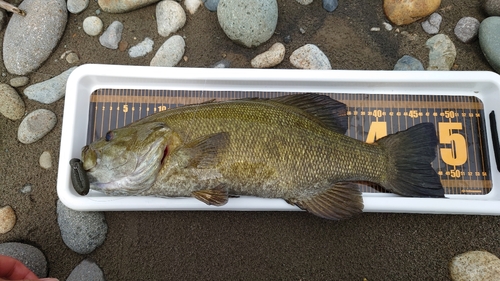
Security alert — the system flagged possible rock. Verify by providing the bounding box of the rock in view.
[119,41,129,52]
[454,17,480,44]
[426,34,456,70]
[83,16,104,36]
[68,0,89,14]
[10,76,29,87]
[0,206,16,234]
[212,59,230,68]
[150,35,185,67]
[394,55,424,70]
[0,242,47,278]
[39,151,52,169]
[484,0,500,16]
[251,42,285,68]
[384,0,441,26]
[479,16,500,73]
[383,21,393,31]
[98,0,161,13]
[323,0,339,12]
[289,44,332,70]
[57,200,108,255]
[218,0,278,48]
[99,21,123,49]
[296,0,313,5]
[66,52,80,64]
[129,37,154,58]
[156,0,186,37]
[3,0,67,75]
[204,0,219,11]
[449,250,500,281]
[421,12,442,34]
[24,67,77,104]
[185,0,203,14]
[67,259,105,281]
[17,109,57,144]
[0,84,25,120]
[21,184,32,194]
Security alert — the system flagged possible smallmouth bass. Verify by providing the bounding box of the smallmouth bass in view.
[81,93,444,220]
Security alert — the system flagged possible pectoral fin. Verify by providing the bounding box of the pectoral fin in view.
[291,182,364,220]
[192,184,229,206]
[181,132,230,169]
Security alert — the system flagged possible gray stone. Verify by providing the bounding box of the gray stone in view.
[484,0,500,16]
[454,17,480,43]
[150,35,185,67]
[3,0,67,75]
[83,16,104,36]
[99,21,123,49]
[68,0,89,13]
[24,67,77,104]
[67,259,105,281]
[426,34,456,70]
[323,0,338,12]
[394,55,424,70]
[0,242,47,278]
[212,59,230,68]
[10,76,29,87]
[204,0,219,11]
[421,12,442,35]
[449,251,500,281]
[57,200,108,255]
[290,44,332,70]
[0,83,25,120]
[66,52,80,64]
[156,0,186,37]
[129,37,154,58]
[98,0,161,13]
[479,16,500,73]
[217,0,278,48]
[296,0,313,5]
[18,109,57,144]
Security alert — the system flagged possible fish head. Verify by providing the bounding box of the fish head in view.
[81,122,180,195]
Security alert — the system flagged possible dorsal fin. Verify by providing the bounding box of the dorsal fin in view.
[271,93,348,134]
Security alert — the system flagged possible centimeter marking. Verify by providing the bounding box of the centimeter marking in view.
[87,89,492,195]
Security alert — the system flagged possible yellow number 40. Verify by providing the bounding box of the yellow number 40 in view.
[438,122,467,166]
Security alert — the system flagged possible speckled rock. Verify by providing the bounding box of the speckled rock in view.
[39,151,52,169]
[217,0,278,48]
[156,0,186,37]
[454,17,480,43]
[57,200,108,255]
[479,16,500,73]
[251,42,285,68]
[394,55,424,70]
[150,35,185,67]
[484,0,500,16]
[0,83,25,120]
[296,0,313,5]
[0,206,16,234]
[68,0,89,14]
[83,16,104,36]
[17,109,57,144]
[449,251,500,281]
[426,34,456,70]
[185,0,203,14]
[98,0,161,13]
[9,76,29,87]
[24,67,77,104]
[421,12,442,34]
[289,44,332,70]
[67,259,105,281]
[384,0,441,26]
[3,0,68,75]
[0,242,47,278]
[99,21,123,49]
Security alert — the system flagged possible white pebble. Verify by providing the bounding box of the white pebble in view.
[18,109,57,144]
[383,22,393,31]
[156,0,186,37]
[39,151,52,169]
[295,0,313,4]
[450,251,500,280]
[150,35,185,67]
[184,0,203,14]
[290,44,332,70]
[0,83,25,120]
[83,16,103,36]
[21,184,32,194]
[129,37,154,58]
[370,27,381,31]
[251,42,285,68]
[0,206,16,234]
[67,0,89,14]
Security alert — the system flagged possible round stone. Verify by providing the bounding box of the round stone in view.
[296,0,313,5]
[0,83,25,120]
[251,42,285,68]
[150,35,185,67]
[68,0,89,14]
[384,0,441,26]
[0,206,16,234]
[289,44,332,70]
[39,151,52,169]
[156,0,186,37]
[18,109,57,144]
[450,251,500,281]
[479,16,500,73]
[9,76,29,87]
[455,17,480,43]
[217,0,278,48]
[83,16,104,36]
[484,0,500,16]
[204,0,220,12]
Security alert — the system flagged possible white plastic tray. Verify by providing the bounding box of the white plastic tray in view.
[57,64,500,215]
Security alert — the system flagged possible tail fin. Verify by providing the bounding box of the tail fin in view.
[377,122,445,198]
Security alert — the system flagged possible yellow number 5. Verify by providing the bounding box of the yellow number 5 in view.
[438,122,467,166]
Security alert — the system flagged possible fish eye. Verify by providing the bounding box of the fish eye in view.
[105,131,114,142]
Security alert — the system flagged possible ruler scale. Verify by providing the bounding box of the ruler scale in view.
[87,89,492,196]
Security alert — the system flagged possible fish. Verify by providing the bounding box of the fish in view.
[81,93,444,220]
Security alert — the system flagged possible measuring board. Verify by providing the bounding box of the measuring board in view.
[87,89,491,196]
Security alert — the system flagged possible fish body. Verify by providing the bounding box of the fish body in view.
[82,94,444,220]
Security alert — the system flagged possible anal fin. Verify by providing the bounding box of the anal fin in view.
[192,184,229,206]
[291,182,363,220]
